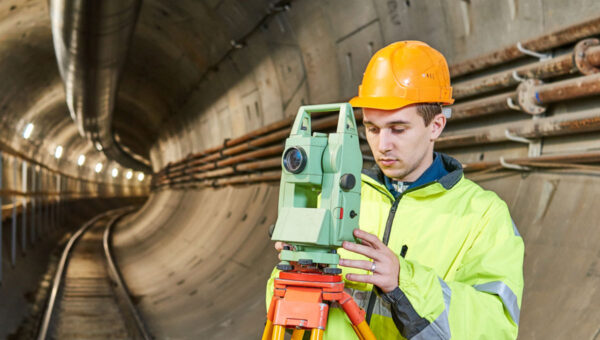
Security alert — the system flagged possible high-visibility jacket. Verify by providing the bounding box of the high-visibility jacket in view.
[266,154,524,339]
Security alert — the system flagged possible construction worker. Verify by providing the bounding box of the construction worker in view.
[267,41,524,339]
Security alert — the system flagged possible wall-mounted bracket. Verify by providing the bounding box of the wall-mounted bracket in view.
[505,129,542,157]
[506,97,522,111]
[512,70,527,82]
[517,42,552,61]
[500,156,531,171]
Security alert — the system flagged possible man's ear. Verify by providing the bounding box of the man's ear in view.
[430,113,446,141]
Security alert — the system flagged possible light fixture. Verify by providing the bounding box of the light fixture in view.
[95,142,103,151]
[95,162,103,173]
[111,168,118,178]
[54,145,63,159]
[137,173,144,182]
[23,123,34,139]
[77,154,86,166]
[126,170,133,179]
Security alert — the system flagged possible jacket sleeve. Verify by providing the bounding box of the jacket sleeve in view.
[265,267,280,312]
[381,200,524,339]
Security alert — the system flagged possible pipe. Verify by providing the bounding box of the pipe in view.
[535,72,600,104]
[437,109,600,149]
[450,92,517,121]
[50,0,150,173]
[451,72,600,120]
[449,16,600,78]
[463,151,600,172]
[155,108,600,187]
[157,150,600,187]
[153,151,372,189]
[192,158,281,181]
[160,113,350,175]
[453,42,600,100]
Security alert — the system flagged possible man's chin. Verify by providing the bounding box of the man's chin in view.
[379,167,408,180]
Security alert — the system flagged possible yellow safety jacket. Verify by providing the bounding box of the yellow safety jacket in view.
[266,154,524,339]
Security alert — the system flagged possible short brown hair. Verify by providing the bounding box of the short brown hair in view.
[416,103,442,126]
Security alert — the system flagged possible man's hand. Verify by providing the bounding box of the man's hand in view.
[339,229,400,293]
[274,241,294,260]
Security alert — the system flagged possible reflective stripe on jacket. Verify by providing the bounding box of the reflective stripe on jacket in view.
[266,154,524,339]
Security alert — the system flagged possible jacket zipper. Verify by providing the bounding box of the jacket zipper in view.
[365,194,402,324]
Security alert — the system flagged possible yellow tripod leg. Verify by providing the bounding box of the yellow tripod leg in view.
[261,319,274,340]
[291,329,306,340]
[355,320,377,340]
[309,329,324,340]
[272,325,286,340]
[351,324,366,340]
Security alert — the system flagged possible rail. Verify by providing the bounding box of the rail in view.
[37,207,152,340]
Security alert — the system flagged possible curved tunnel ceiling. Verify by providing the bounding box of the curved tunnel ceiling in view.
[2,0,600,339]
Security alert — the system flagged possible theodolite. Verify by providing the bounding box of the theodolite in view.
[263,103,375,340]
[271,102,362,274]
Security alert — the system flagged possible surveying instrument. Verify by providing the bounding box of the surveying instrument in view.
[262,103,376,340]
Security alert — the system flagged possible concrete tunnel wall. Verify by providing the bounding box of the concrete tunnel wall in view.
[108,1,600,339]
[1,0,600,338]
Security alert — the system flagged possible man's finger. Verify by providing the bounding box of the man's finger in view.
[343,241,380,260]
[346,273,377,285]
[275,242,294,251]
[353,235,377,248]
[353,229,384,249]
[339,258,373,271]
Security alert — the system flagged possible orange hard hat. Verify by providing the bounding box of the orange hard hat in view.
[349,41,454,110]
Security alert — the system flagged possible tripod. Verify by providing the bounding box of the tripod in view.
[262,270,376,340]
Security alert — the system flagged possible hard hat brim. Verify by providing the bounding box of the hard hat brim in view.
[350,96,455,110]
[350,96,436,111]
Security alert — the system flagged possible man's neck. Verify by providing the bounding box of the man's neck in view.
[383,152,449,198]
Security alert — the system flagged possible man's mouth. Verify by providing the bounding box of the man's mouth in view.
[378,158,397,167]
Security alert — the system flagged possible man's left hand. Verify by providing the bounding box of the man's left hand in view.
[339,229,400,293]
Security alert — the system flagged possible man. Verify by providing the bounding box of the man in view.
[267,41,524,339]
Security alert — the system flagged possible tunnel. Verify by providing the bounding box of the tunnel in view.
[1,0,600,339]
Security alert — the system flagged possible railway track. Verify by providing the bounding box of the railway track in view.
[37,207,152,340]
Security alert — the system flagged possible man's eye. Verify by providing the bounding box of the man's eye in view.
[392,128,405,134]
[367,127,379,133]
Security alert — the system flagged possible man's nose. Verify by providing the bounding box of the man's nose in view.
[378,129,393,153]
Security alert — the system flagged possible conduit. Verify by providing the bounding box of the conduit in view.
[451,72,600,120]
[453,39,600,100]
[449,16,600,77]
[437,109,600,149]
[50,0,150,172]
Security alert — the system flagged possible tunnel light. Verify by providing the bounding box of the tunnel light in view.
[23,123,34,139]
[111,168,118,178]
[95,142,103,151]
[77,154,86,166]
[126,170,133,179]
[95,162,103,173]
[54,145,63,159]
[137,172,144,182]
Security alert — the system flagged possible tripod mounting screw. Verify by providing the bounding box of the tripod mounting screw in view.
[277,263,293,271]
[324,267,342,275]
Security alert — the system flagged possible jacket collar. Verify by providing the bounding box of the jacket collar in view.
[362,153,463,198]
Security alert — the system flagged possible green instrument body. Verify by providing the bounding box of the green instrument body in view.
[271,103,362,270]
